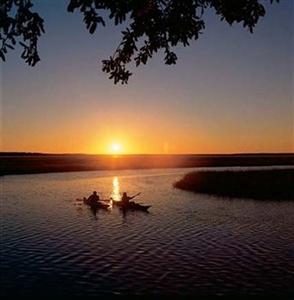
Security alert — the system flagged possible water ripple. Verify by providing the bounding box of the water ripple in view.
[1,168,294,296]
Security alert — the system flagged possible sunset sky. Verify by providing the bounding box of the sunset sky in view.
[1,0,293,154]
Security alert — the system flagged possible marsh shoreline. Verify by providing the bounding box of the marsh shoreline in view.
[174,168,294,200]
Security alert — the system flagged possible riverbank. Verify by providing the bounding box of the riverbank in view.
[174,168,294,200]
[1,153,293,176]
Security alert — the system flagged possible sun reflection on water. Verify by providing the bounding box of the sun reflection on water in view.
[111,176,121,202]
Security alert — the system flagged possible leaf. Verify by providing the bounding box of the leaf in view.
[6,44,14,50]
[67,0,78,12]
[89,22,97,34]
[19,42,28,48]
[0,51,5,62]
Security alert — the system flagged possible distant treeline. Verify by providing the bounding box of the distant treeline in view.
[1,153,293,176]
[0,152,46,156]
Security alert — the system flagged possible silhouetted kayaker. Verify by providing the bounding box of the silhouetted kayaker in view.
[87,191,100,205]
[121,192,140,205]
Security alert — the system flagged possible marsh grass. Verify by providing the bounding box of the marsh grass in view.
[1,153,293,176]
[174,169,294,200]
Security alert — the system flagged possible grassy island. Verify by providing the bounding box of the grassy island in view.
[174,169,294,200]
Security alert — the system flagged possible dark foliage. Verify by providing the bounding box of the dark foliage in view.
[0,0,44,66]
[1,0,279,83]
[174,169,294,200]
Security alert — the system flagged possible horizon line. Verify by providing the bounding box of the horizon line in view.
[1,151,293,156]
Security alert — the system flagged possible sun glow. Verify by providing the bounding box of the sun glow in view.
[110,143,123,154]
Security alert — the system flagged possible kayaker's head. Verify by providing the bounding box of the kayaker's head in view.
[123,192,127,197]
[93,191,97,195]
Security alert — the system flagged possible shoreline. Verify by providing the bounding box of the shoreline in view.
[174,168,294,201]
[1,153,293,176]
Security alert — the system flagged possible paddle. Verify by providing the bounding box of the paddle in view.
[132,192,141,199]
[100,198,112,202]
[77,193,142,203]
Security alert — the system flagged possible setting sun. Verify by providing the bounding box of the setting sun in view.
[110,143,122,154]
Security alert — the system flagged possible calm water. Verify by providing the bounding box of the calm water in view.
[1,167,294,296]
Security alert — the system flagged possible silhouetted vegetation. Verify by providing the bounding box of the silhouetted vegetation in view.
[1,153,293,176]
[174,169,294,200]
[1,0,279,83]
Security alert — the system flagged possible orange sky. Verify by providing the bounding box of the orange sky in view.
[2,112,292,154]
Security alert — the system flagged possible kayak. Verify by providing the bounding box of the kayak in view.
[113,201,151,212]
[93,202,109,209]
[88,202,109,210]
[83,198,110,209]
